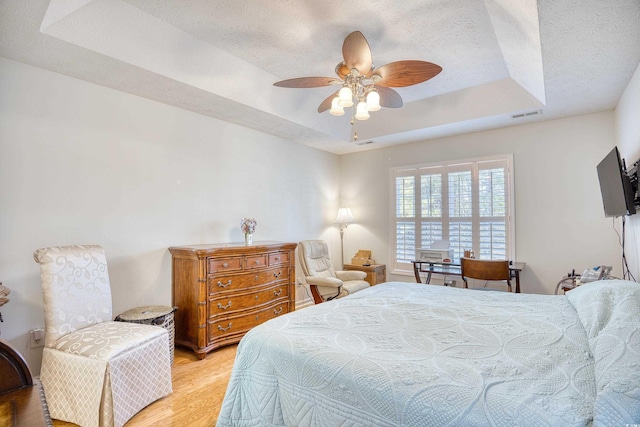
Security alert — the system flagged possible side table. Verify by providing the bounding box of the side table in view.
[0,339,52,426]
[343,264,386,286]
[115,305,176,364]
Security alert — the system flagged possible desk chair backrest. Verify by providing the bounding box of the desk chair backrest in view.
[460,257,512,292]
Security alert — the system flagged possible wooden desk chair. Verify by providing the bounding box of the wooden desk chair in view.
[460,257,512,292]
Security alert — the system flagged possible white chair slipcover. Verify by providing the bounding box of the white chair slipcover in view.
[298,240,369,303]
[34,245,172,427]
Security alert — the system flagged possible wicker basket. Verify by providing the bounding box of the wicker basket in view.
[115,305,176,364]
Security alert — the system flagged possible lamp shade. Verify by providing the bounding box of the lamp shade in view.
[329,96,345,116]
[338,86,353,108]
[335,207,355,225]
[366,90,381,111]
[354,101,370,120]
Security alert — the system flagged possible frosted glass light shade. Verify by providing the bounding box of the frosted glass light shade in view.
[329,96,345,116]
[335,207,355,224]
[366,90,381,111]
[338,86,354,107]
[354,101,370,120]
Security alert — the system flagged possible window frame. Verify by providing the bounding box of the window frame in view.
[389,154,515,276]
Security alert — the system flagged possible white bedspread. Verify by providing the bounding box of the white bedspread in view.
[217,280,640,426]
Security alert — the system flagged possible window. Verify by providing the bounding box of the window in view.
[391,155,514,274]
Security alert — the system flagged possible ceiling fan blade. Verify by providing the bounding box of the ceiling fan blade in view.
[342,31,373,76]
[318,91,338,113]
[274,77,341,88]
[376,86,403,108]
[372,60,442,87]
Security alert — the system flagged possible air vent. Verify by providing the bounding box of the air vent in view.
[355,140,374,146]
[511,110,542,119]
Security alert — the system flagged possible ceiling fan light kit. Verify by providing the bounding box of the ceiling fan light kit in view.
[274,31,442,133]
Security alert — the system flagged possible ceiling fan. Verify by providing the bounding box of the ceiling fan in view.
[274,31,442,123]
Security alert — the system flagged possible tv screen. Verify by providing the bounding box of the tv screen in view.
[596,147,636,217]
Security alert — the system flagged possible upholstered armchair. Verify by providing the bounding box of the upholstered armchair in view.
[298,240,369,303]
[33,245,172,427]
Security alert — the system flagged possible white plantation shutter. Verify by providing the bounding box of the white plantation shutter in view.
[391,155,514,273]
[420,172,443,251]
[395,176,416,262]
[448,168,473,261]
[478,164,508,260]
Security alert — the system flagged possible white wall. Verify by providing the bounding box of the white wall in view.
[340,112,621,295]
[615,61,640,280]
[0,57,339,373]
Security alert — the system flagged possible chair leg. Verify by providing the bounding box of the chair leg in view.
[309,285,324,304]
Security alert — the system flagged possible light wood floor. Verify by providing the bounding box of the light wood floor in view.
[52,345,237,427]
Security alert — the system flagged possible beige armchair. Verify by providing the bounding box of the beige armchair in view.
[298,240,369,303]
[33,245,172,427]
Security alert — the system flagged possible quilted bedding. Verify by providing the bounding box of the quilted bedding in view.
[216,280,640,426]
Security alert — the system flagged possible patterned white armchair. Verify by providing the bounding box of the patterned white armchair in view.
[33,245,172,427]
[298,240,369,304]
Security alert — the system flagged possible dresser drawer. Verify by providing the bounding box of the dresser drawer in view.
[209,300,289,342]
[208,267,289,293]
[268,251,289,266]
[209,284,289,317]
[245,254,267,270]
[208,257,243,274]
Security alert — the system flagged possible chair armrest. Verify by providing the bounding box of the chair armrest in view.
[305,276,343,288]
[336,270,367,281]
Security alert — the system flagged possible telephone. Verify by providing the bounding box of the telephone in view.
[555,265,613,294]
[580,265,613,283]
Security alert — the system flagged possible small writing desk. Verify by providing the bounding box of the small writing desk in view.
[413,260,526,293]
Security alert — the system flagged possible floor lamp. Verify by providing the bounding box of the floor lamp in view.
[335,207,355,268]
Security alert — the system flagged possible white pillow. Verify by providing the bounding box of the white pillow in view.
[566,279,640,425]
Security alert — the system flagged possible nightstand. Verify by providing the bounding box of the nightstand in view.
[343,264,386,286]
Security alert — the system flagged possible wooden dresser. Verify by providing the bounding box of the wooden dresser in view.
[169,241,296,359]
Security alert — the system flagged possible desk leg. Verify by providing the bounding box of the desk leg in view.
[413,263,422,283]
[515,271,521,293]
[426,269,432,284]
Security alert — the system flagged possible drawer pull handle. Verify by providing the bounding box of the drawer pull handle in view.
[217,280,232,288]
[217,301,232,310]
[254,260,261,265]
[218,322,232,332]
[274,307,283,315]
[222,262,229,268]
[274,271,282,278]
[255,275,259,281]
[273,289,282,297]
[274,257,280,262]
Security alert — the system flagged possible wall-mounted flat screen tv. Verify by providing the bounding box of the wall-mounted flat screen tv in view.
[596,147,636,217]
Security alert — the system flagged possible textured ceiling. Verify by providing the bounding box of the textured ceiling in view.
[1,0,639,154]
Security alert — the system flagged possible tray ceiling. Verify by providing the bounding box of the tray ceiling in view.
[1,0,639,154]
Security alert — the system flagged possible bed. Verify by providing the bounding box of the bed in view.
[216,280,640,426]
